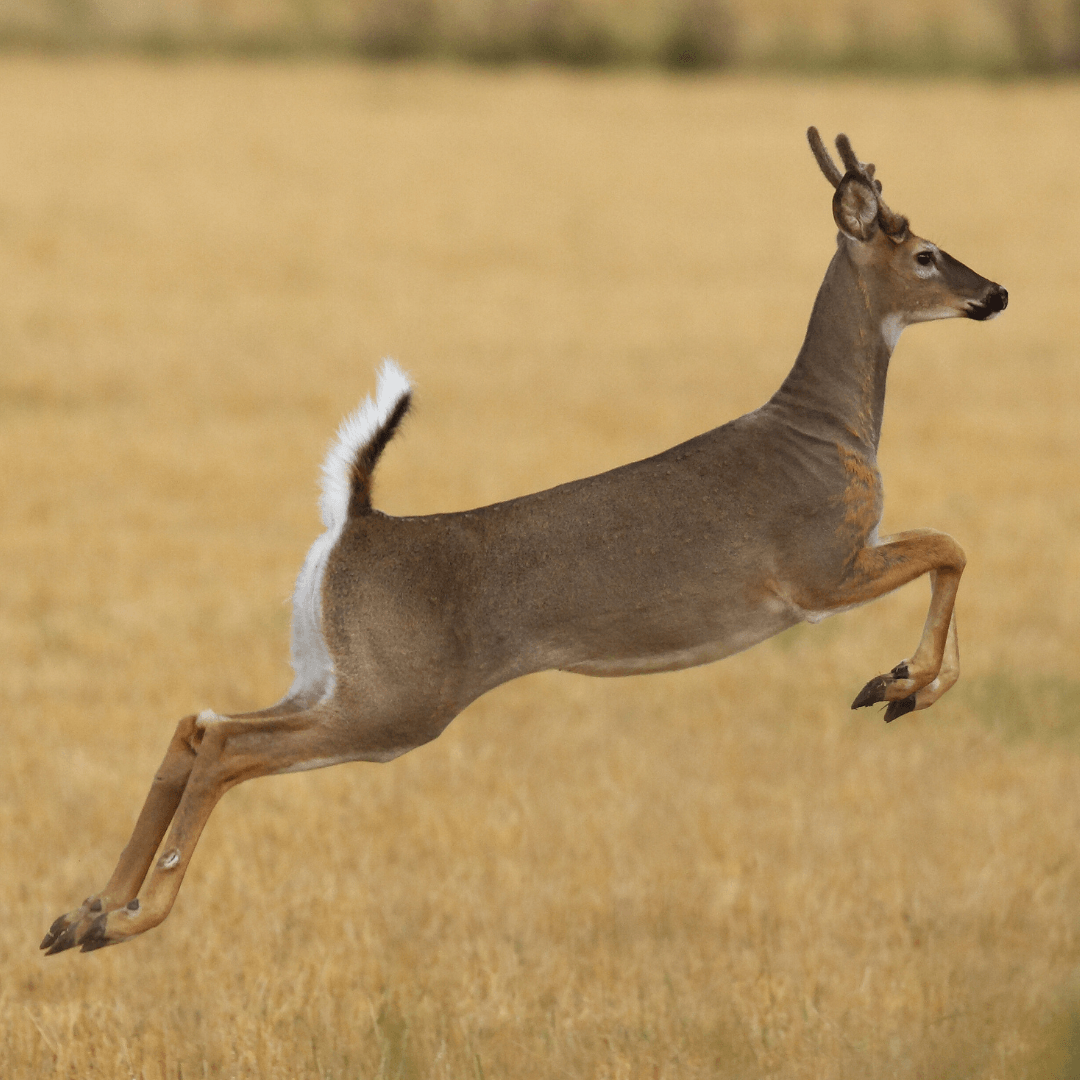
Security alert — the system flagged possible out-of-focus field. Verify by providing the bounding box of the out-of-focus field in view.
[0,0,1074,73]
[1,60,1078,1078]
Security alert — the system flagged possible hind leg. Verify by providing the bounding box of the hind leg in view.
[43,705,341,953]
[41,714,201,953]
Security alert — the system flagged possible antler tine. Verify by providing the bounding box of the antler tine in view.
[829,130,910,239]
[834,133,865,177]
[807,126,842,188]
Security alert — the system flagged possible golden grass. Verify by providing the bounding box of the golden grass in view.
[1,60,1079,1078]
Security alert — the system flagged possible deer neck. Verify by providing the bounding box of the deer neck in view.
[769,244,894,456]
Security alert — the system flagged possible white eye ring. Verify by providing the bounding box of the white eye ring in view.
[915,250,935,267]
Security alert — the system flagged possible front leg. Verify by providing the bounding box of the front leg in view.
[823,530,966,722]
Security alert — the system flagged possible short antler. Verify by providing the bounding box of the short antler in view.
[834,134,868,180]
[807,127,909,240]
[807,126,842,188]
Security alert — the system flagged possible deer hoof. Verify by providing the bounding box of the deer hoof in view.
[851,674,891,709]
[42,916,84,955]
[40,911,75,951]
[883,694,918,723]
[41,896,130,954]
[852,659,918,710]
[40,902,97,953]
[78,913,117,952]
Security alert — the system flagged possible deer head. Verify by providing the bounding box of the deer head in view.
[807,127,1008,327]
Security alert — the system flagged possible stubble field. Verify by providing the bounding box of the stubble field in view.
[1,60,1079,1078]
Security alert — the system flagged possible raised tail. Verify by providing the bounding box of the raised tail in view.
[319,360,412,529]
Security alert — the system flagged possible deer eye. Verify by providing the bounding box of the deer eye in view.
[915,250,935,267]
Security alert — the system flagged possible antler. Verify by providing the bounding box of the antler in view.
[807,126,842,188]
[807,127,909,240]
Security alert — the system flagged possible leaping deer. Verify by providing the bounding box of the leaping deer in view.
[42,129,1006,954]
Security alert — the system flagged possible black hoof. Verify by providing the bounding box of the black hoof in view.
[44,921,81,956]
[40,913,73,951]
[883,695,918,723]
[852,675,890,710]
[78,913,114,952]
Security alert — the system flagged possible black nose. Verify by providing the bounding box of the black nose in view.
[967,284,1008,321]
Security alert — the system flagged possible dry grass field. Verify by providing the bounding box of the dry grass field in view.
[1,60,1079,1078]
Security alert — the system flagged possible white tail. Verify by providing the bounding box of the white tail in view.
[288,360,412,709]
[318,359,411,531]
[43,129,1007,954]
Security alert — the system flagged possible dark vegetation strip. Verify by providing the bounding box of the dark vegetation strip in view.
[2,0,1080,74]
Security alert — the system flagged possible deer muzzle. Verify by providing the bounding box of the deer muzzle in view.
[966,283,1008,321]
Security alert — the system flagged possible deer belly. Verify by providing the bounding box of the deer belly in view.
[560,598,800,677]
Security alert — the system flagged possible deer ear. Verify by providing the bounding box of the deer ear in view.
[833,175,879,242]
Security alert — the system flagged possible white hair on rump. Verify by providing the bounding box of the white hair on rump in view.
[286,359,411,705]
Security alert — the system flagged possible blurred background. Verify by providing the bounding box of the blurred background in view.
[1,4,1078,1079]
[0,0,1078,73]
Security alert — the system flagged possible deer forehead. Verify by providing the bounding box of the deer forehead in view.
[845,228,927,271]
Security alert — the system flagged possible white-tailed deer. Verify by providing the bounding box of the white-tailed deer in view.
[43,129,1006,953]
